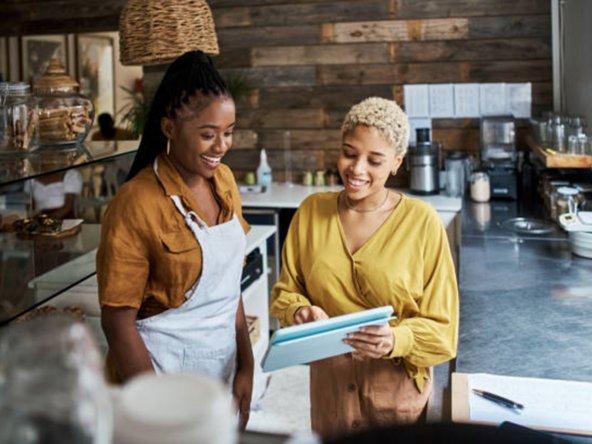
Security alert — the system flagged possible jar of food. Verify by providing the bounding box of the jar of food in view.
[555,186,580,221]
[470,171,490,202]
[0,82,40,152]
[33,58,94,146]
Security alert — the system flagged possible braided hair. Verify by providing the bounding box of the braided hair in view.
[125,50,230,181]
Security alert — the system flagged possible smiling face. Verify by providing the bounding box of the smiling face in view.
[161,93,236,181]
[338,125,404,201]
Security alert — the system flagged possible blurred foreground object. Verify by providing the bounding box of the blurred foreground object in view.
[0,315,112,444]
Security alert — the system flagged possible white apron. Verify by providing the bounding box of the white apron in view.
[136,159,247,385]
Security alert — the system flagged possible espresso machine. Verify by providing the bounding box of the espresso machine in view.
[480,116,518,200]
[408,128,440,195]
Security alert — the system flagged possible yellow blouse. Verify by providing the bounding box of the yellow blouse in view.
[97,154,249,317]
[270,191,458,391]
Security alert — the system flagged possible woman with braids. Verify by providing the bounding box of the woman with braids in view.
[271,97,458,440]
[97,51,253,428]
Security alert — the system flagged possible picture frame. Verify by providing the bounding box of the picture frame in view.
[76,34,115,118]
[20,34,67,84]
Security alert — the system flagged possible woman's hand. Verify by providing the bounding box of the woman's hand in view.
[232,366,253,430]
[344,322,394,360]
[294,305,329,324]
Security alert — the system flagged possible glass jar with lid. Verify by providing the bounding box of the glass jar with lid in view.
[470,171,490,202]
[33,58,94,146]
[555,186,580,221]
[0,81,40,152]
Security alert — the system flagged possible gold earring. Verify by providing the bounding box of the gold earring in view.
[166,139,171,155]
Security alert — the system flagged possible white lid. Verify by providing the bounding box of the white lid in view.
[113,372,236,444]
[557,186,578,196]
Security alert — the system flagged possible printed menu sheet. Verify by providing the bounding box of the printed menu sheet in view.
[468,373,592,434]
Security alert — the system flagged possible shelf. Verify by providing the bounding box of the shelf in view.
[0,140,138,187]
[526,134,592,168]
[0,224,101,326]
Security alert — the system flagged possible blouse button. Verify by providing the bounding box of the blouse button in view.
[347,383,357,392]
[352,420,360,428]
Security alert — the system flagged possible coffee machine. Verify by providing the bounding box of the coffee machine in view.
[480,116,518,200]
[408,128,440,195]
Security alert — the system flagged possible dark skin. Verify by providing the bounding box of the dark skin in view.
[101,94,253,429]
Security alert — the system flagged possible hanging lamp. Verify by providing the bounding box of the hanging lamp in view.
[119,0,219,66]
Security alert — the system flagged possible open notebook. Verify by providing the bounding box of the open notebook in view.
[262,306,394,372]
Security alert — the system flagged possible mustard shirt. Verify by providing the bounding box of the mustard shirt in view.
[270,191,459,391]
[97,153,250,317]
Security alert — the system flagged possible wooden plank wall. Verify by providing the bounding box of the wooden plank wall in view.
[0,0,552,185]
[209,0,552,184]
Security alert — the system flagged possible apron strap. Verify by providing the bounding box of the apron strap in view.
[153,158,208,231]
[170,195,208,232]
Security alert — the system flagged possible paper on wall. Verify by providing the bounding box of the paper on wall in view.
[454,83,480,118]
[506,83,532,118]
[404,84,430,118]
[429,84,455,118]
[479,83,507,116]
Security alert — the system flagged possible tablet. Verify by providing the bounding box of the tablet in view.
[262,306,394,372]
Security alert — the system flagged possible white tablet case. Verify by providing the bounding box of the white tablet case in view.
[261,306,394,372]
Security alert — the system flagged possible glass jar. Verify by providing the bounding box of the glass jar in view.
[0,82,40,152]
[555,186,580,221]
[33,58,94,146]
[470,171,490,202]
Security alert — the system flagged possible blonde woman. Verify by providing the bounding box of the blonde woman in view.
[270,97,459,440]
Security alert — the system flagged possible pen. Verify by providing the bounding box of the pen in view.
[472,389,524,412]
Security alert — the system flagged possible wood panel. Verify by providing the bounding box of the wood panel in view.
[395,0,550,18]
[258,85,395,109]
[318,62,471,85]
[258,129,342,151]
[469,15,551,39]
[237,108,327,129]
[252,43,391,67]
[217,25,321,49]
[220,66,317,87]
[396,38,550,62]
[0,0,124,35]
[213,0,392,28]
[468,60,552,82]
[325,18,468,43]
[233,130,259,150]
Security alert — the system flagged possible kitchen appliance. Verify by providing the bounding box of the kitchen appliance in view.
[240,247,263,291]
[444,151,473,197]
[408,128,440,195]
[480,116,518,200]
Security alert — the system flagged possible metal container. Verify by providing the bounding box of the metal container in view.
[480,115,516,163]
[408,128,440,195]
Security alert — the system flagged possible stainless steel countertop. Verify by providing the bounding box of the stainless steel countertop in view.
[455,199,592,442]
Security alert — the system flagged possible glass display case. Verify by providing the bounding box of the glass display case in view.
[0,140,138,326]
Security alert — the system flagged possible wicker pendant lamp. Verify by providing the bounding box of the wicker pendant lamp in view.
[119,0,219,66]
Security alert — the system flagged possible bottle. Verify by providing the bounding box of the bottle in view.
[256,148,272,187]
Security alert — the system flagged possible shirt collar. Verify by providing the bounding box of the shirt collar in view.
[154,153,233,204]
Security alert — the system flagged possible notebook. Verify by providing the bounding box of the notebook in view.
[261,306,395,372]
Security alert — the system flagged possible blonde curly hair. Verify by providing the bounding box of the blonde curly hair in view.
[341,97,409,155]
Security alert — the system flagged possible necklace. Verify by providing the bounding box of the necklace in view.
[342,189,390,213]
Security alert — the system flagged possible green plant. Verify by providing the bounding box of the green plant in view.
[118,85,155,139]
[117,71,255,138]
[222,70,256,104]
